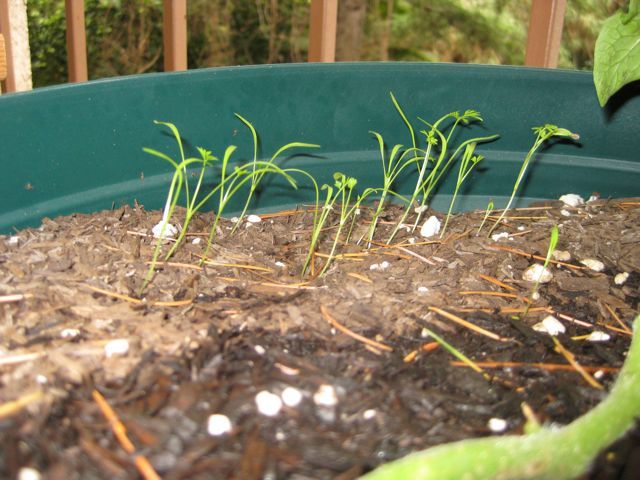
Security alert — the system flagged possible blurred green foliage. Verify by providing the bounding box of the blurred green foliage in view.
[26,0,627,88]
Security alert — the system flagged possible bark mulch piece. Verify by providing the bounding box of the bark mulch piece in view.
[1,197,638,479]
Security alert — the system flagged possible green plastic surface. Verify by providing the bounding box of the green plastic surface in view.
[0,62,639,234]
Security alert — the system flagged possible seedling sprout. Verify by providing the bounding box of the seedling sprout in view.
[440,142,484,237]
[303,172,360,277]
[476,199,494,235]
[386,95,498,243]
[232,113,320,232]
[141,119,320,294]
[489,125,578,235]
[520,224,559,319]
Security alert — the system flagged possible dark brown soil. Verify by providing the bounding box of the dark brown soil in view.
[1,197,639,479]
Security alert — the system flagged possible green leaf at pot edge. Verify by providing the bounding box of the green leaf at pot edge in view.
[593,7,640,107]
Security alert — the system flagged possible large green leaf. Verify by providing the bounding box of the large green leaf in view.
[593,3,640,107]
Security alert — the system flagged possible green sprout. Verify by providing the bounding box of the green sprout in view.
[198,156,301,262]
[387,95,498,243]
[231,113,320,232]
[476,199,494,236]
[361,315,640,480]
[363,131,416,246]
[303,172,359,277]
[419,326,485,375]
[141,119,320,294]
[141,121,218,293]
[143,121,216,245]
[440,142,484,237]
[522,224,559,319]
[489,125,578,235]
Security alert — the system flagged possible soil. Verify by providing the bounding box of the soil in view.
[1,197,639,480]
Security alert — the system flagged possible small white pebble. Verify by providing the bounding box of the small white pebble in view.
[587,195,599,203]
[421,328,430,338]
[491,232,509,242]
[586,331,610,342]
[533,315,565,336]
[408,237,416,244]
[207,414,232,436]
[247,214,262,223]
[370,261,390,271]
[614,272,629,285]
[594,370,605,380]
[415,205,429,214]
[104,339,130,357]
[487,417,508,433]
[35,374,48,385]
[517,225,525,231]
[552,250,571,262]
[191,237,202,245]
[7,236,20,246]
[522,264,553,283]
[230,216,239,223]
[531,291,540,301]
[560,209,572,217]
[255,391,283,416]
[313,384,338,407]
[580,258,605,272]
[363,409,377,420]
[355,208,361,215]
[275,261,286,268]
[398,223,412,232]
[559,194,584,207]
[151,221,179,239]
[281,387,303,407]
[60,328,80,339]
[254,345,266,355]
[420,215,441,238]
[18,467,42,480]
[417,286,429,294]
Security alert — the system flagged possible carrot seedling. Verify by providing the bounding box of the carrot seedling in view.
[232,114,320,232]
[521,224,559,319]
[386,95,498,243]
[141,119,319,293]
[303,172,360,277]
[363,131,418,246]
[440,142,484,237]
[489,125,578,235]
[476,199,494,236]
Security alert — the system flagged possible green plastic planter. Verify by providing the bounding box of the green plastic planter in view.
[1,63,638,234]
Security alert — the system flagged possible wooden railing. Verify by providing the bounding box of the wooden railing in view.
[0,0,566,94]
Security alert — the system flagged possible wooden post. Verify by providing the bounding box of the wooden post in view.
[65,0,88,82]
[525,0,567,68]
[0,33,6,90]
[308,0,337,62]
[0,0,33,92]
[163,0,187,71]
